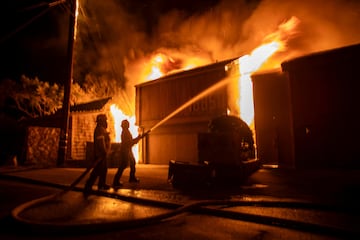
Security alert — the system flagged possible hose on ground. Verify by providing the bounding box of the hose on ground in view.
[6,165,358,238]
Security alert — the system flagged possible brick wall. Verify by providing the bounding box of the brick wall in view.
[70,113,98,160]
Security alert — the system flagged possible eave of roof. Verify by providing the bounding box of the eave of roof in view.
[70,97,112,113]
[135,57,239,88]
[21,97,112,127]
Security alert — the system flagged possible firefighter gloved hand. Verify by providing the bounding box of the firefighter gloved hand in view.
[143,130,151,137]
[139,130,151,139]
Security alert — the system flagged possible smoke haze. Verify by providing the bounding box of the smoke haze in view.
[75,0,360,110]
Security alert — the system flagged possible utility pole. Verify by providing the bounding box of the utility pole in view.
[57,0,77,166]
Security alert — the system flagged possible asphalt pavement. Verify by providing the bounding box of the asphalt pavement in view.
[1,163,359,205]
[1,163,360,236]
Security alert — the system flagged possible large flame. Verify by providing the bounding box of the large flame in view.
[111,17,299,162]
[237,42,281,125]
[144,17,299,127]
[146,53,168,80]
[145,52,209,81]
[236,16,300,126]
[110,104,139,162]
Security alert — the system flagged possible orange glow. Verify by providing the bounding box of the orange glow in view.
[110,104,139,162]
[238,42,281,125]
[146,53,167,80]
[111,17,299,162]
[236,16,300,126]
[144,52,208,80]
[143,17,300,128]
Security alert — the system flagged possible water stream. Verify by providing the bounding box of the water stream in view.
[149,77,231,132]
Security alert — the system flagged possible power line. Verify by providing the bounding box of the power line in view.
[17,0,66,13]
[76,3,135,115]
[0,0,67,45]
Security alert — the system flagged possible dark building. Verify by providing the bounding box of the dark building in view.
[252,43,360,169]
[136,42,360,169]
[22,97,113,167]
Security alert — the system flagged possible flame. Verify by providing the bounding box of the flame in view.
[143,17,300,128]
[110,104,139,162]
[113,17,299,163]
[236,16,300,126]
[237,42,280,125]
[146,53,167,80]
[144,52,209,80]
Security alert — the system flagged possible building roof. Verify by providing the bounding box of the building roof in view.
[281,43,360,72]
[135,57,239,88]
[21,97,112,128]
[70,97,112,113]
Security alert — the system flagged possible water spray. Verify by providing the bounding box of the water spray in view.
[148,77,230,133]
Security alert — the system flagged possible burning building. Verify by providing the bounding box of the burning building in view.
[69,0,360,171]
[135,55,262,185]
[135,42,360,170]
[133,17,299,167]
[135,58,236,165]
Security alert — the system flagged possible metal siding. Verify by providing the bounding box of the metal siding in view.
[282,43,360,168]
[136,66,229,128]
[71,113,97,160]
[252,71,295,169]
[148,132,199,164]
[135,59,238,164]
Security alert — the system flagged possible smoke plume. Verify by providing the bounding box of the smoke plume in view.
[75,0,360,112]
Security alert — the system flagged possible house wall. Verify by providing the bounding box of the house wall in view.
[144,122,209,164]
[70,108,119,163]
[70,113,98,160]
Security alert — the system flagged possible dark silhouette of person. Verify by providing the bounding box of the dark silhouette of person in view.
[113,119,148,188]
[84,114,111,195]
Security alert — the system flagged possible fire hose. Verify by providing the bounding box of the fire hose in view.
[7,167,356,239]
[7,130,357,238]
[59,130,151,197]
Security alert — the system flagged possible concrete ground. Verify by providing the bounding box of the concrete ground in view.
[1,163,360,236]
[1,164,359,205]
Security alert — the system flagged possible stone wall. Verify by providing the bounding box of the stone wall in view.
[26,126,60,167]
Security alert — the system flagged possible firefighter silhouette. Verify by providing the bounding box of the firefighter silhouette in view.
[84,114,111,195]
[113,119,148,188]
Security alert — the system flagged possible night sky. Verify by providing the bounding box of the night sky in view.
[0,0,71,84]
[0,0,221,85]
[1,0,359,87]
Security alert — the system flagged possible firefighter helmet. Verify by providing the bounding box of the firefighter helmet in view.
[121,119,130,129]
[96,114,107,123]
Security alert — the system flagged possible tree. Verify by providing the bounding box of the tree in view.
[0,75,64,118]
[0,73,122,120]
